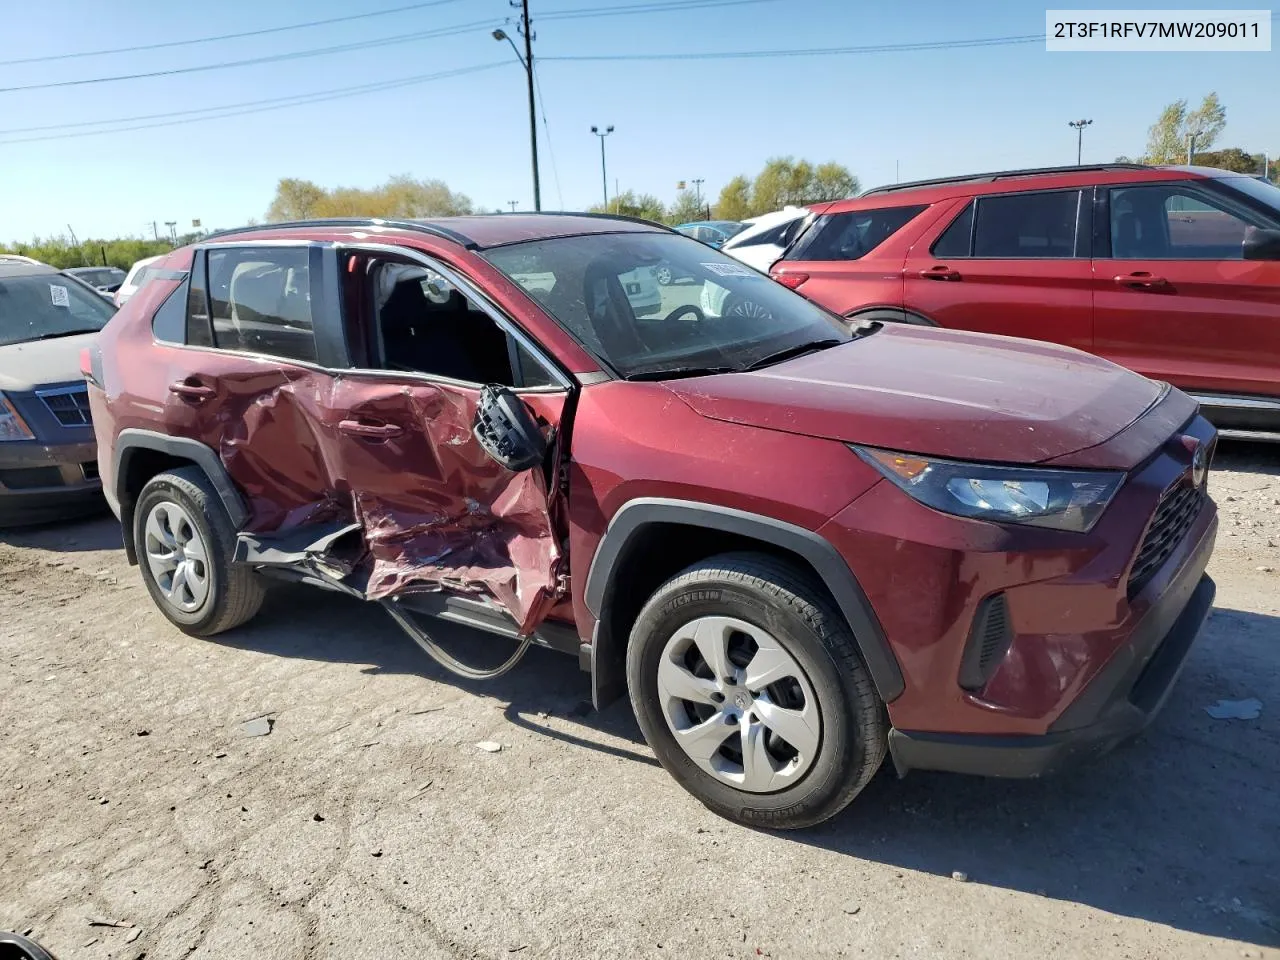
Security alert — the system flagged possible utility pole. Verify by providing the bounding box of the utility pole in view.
[151,221,159,241]
[493,3,540,211]
[591,125,614,210]
[691,177,705,218]
[1068,119,1093,165]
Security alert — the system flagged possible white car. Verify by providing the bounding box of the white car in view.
[114,255,163,307]
[702,207,812,317]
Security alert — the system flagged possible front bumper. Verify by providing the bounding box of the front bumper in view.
[888,570,1215,778]
[0,438,104,525]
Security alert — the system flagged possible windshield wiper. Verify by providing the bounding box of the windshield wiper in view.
[742,338,844,371]
[24,329,101,342]
[624,365,739,381]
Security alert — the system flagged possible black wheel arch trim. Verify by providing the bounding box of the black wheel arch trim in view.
[584,497,905,702]
[114,429,250,557]
[846,306,936,326]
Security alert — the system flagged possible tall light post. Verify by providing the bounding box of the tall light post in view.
[591,125,614,210]
[493,15,541,211]
[1068,118,1093,165]
[691,177,706,218]
[164,221,178,243]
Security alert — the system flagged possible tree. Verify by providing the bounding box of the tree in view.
[711,159,860,221]
[265,174,473,221]
[1192,147,1264,174]
[667,189,707,224]
[714,176,752,221]
[587,190,667,222]
[1144,93,1226,163]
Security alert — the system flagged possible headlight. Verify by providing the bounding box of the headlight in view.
[0,393,35,442]
[854,446,1123,532]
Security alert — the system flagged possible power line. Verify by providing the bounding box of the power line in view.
[0,19,494,94]
[542,33,1045,61]
[531,63,564,209]
[0,62,510,145]
[539,0,778,20]
[0,0,469,67]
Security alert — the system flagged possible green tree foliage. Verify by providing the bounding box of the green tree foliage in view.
[1144,93,1226,163]
[1191,147,1266,174]
[713,176,753,221]
[265,174,473,221]
[713,159,859,220]
[0,235,175,270]
[667,189,708,224]
[586,190,668,222]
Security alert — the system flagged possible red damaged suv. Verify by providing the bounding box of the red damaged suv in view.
[770,165,1280,441]
[85,214,1217,828]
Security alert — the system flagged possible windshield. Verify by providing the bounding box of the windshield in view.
[1219,175,1280,217]
[0,273,116,347]
[482,232,851,378]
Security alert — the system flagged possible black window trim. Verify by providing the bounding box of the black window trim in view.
[929,198,977,257]
[929,188,1087,260]
[1095,178,1279,261]
[339,241,574,394]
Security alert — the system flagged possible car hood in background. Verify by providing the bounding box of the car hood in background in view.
[0,332,97,392]
[664,325,1165,465]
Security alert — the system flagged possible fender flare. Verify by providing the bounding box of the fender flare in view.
[584,498,905,703]
[114,429,249,533]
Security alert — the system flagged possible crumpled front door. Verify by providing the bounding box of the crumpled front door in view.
[324,375,567,635]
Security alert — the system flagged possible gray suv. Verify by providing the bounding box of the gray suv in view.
[0,256,114,525]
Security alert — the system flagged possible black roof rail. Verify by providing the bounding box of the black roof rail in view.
[493,210,677,232]
[202,217,479,248]
[859,163,1154,197]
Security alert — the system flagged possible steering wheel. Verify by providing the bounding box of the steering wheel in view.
[661,304,706,324]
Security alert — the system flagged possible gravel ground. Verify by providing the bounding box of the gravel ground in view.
[1,443,1277,960]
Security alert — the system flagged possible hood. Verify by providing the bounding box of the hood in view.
[665,325,1164,464]
[0,332,97,392]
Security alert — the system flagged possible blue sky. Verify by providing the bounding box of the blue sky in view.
[0,0,1275,239]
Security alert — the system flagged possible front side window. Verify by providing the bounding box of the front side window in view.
[0,272,115,347]
[483,232,851,380]
[971,190,1081,259]
[205,247,316,364]
[787,205,927,261]
[1109,184,1264,259]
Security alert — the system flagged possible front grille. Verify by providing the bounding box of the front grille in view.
[0,466,63,490]
[38,386,92,427]
[959,593,1013,690]
[1128,480,1204,598]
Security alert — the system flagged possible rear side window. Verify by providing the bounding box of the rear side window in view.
[186,252,213,347]
[931,201,975,257]
[205,247,316,364]
[971,190,1081,258]
[787,205,926,261]
[151,281,187,344]
[733,218,804,249]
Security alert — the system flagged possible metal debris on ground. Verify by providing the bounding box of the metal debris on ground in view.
[239,716,273,737]
[1204,698,1263,720]
[476,740,503,753]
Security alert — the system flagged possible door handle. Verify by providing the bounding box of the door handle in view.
[1113,272,1169,289]
[919,265,961,281]
[168,381,215,400]
[339,420,403,440]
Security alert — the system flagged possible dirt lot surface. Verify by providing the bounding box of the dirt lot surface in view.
[2,445,1278,960]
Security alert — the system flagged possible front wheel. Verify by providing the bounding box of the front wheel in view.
[626,553,887,829]
[655,264,673,286]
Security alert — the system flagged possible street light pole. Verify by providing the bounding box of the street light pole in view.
[1068,119,1093,165]
[591,125,614,210]
[691,177,706,218]
[493,9,541,211]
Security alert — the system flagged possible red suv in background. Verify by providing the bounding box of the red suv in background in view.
[771,165,1280,440]
[86,214,1217,828]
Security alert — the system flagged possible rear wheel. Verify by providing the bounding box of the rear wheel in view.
[655,264,673,285]
[626,552,887,828]
[133,467,264,636]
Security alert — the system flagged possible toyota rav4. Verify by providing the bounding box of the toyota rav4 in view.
[86,214,1218,828]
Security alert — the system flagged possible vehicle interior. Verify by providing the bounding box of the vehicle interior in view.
[1111,186,1249,259]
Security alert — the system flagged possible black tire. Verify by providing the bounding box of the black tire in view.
[626,552,888,829]
[133,466,265,637]
[719,292,775,321]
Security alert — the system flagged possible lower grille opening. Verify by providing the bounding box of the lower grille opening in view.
[0,466,64,490]
[959,593,1013,691]
[81,461,100,481]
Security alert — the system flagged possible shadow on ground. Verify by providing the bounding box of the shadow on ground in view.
[0,510,120,552]
[208,585,1280,946]
[1212,437,1280,476]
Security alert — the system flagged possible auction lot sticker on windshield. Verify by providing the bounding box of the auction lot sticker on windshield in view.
[702,262,756,278]
[49,284,70,307]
